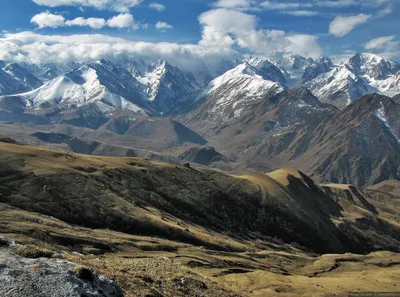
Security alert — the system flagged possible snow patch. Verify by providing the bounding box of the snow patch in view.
[374,103,400,143]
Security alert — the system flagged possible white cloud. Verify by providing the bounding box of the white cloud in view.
[365,35,399,50]
[286,35,323,57]
[30,12,65,28]
[377,6,393,17]
[199,8,256,40]
[214,0,317,12]
[5,7,325,70]
[65,17,106,29]
[213,0,255,9]
[155,21,173,30]
[199,8,322,57]
[315,0,358,7]
[31,12,139,30]
[0,31,238,72]
[32,0,142,13]
[285,10,319,16]
[260,1,312,10]
[149,2,166,12]
[315,0,391,8]
[106,13,137,29]
[329,13,371,37]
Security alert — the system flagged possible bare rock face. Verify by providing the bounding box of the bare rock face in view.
[0,248,123,297]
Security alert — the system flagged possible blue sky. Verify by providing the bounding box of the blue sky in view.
[0,0,399,66]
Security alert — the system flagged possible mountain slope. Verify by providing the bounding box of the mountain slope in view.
[177,87,338,165]
[287,94,400,186]
[0,61,42,96]
[174,62,284,136]
[0,140,399,254]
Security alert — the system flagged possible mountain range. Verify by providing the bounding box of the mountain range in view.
[0,51,399,186]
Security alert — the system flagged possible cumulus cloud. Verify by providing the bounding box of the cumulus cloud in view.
[365,35,399,50]
[155,21,173,30]
[149,2,165,12]
[199,8,322,57]
[329,13,371,37]
[30,12,65,28]
[32,0,142,13]
[199,8,256,46]
[285,35,323,57]
[65,17,106,29]
[31,12,139,30]
[106,13,136,29]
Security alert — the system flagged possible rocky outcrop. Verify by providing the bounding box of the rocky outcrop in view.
[0,246,123,297]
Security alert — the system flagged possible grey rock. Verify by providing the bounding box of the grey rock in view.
[0,249,123,297]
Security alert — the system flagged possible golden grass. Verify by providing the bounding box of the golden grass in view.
[321,183,353,190]
[266,168,304,186]
[0,141,174,176]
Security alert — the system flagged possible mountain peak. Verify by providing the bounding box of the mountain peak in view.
[351,52,384,63]
[149,60,170,71]
[315,55,334,65]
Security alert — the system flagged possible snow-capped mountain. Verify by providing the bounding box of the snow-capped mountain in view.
[21,62,82,81]
[267,52,314,86]
[0,51,399,130]
[0,61,42,95]
[0,59,203,119]
[247,57,287,86]
[302,56,334,84]
[134,60,200,114]
[1,60,147,113]
[305,53,400,109]
[174,61,283,124]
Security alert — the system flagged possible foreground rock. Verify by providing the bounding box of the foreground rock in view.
[0,248,123,297]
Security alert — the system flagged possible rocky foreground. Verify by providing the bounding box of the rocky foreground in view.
[0,240,123,297]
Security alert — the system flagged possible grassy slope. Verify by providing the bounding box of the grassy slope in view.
[0,141,400,296]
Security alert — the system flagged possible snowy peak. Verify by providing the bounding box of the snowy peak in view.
[304,53,400,109]
[270,52,313,70]
[208,62,282,93]
[0,61,43,96]
[266,52,314,86]
[175,61,283,122]
[147,59,168,73]
[302,56,335,83]
[247,57,287,85]
[1,62,147,117]
[134,59,200,113]
[349,53,399,79]
[21,62,82,81]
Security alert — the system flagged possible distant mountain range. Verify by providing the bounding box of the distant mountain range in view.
[0,52,399,186]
